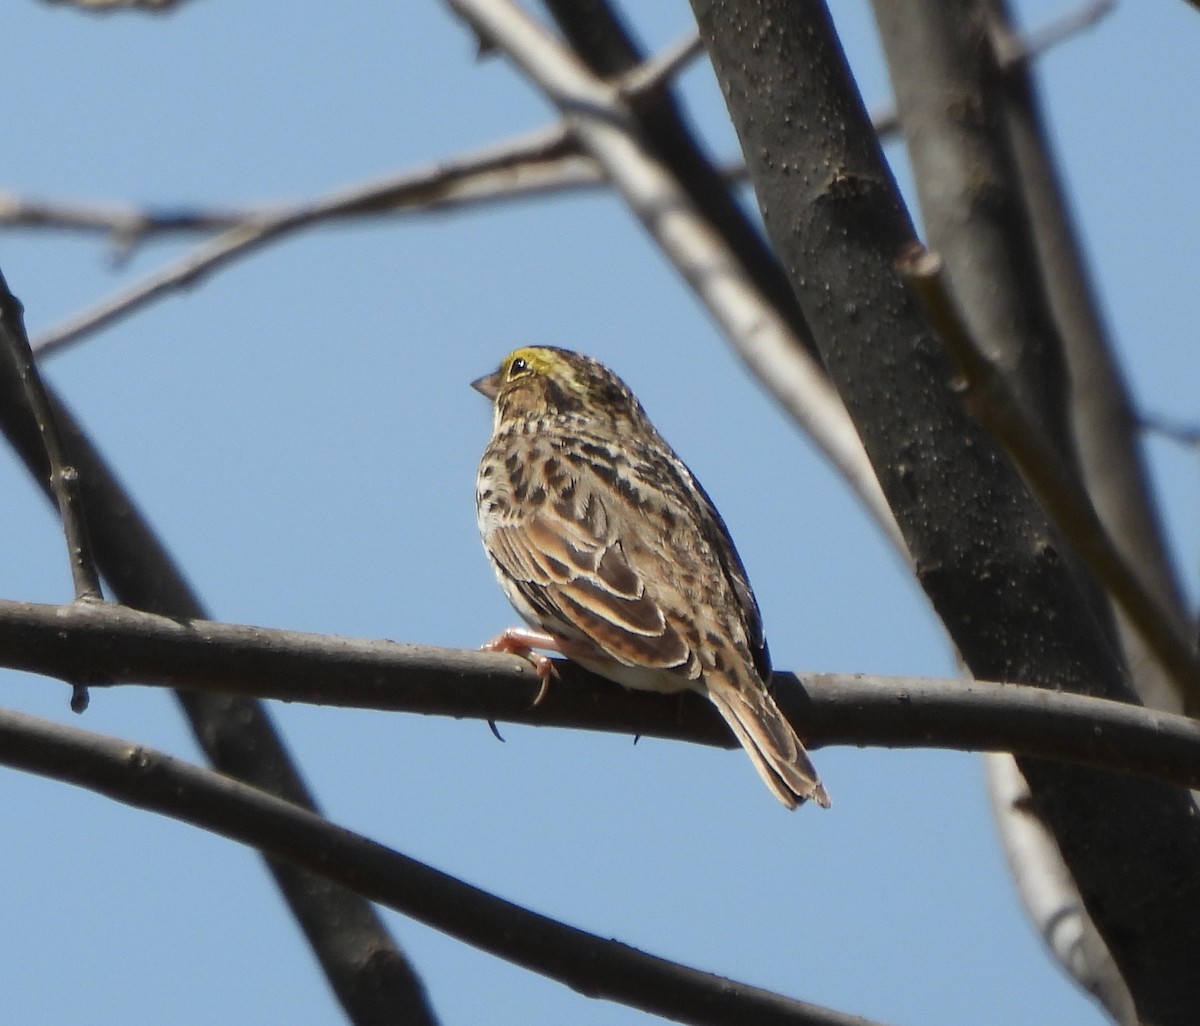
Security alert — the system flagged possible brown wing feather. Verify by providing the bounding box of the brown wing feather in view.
[487,510,690,669]
[677,469,771,681]
[483,436,760,684]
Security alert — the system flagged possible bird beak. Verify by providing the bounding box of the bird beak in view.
[471,371,501,400]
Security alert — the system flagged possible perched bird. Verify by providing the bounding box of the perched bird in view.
[472,346,830,809]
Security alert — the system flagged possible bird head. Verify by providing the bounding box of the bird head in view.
[472,346,641,427]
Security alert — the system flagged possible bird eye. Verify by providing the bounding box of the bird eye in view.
[508,356,529,378]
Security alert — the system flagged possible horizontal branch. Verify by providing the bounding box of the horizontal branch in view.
[0,705,880,1026]
[41,0,195,10]
[1,598,1197,791]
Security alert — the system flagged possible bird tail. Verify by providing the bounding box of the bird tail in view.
[706,677,831,810]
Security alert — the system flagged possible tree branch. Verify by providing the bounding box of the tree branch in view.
[0,127,589,259]
[989,0,1114,70]
[0,315,437,1026]
[689,2,1200,1021]
[0,705,887,1026]
[543,0,822,365]
[445,0,903,558]
[899,245,1200,711]
[28,125,587,358]
[986,0,1192,715]
[0,272,102,608]
[39,0,197,10]
[2,597,1200,792]
[876,2,1163,1014]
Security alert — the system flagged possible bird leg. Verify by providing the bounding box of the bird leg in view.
[480,627,562,707]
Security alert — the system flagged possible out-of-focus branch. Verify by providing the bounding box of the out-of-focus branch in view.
[445,0,901,555]
[866,0,1114,158]
[543,0,821,364]
[0,194,248,243]
[4,598,1200,791]
[981,2,1185,1010]
[28,126,585,357]
[0,127,587,257]
[1142,413,1200,449]
[615,31,705,99]
[40,0,196,10]
[0,323,437,1026]
[691,2,1200,1020]
[990,0,1114,69]
[19,34,709,356]
[983,755,1137,1025]
[0,706,887,1026]
[877,3,1161,1018]
[899,246,1200,712]
[987,0,1192,716]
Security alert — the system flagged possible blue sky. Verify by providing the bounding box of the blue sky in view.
[2,2,1198,1024]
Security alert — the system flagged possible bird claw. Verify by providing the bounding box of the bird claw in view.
[480,626,561,709]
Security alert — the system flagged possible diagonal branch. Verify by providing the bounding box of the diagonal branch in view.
[543,0,820,363]
[2,597,1200,792]
[0,272,102,608]
[0,316,437,1026]
[986,0,1190,716]
[445,0,901,555]
[899,246,1200,711]
[28,125,585,358]
[0,705,888,1026]
[690,2,1200,1020]
[0,127,588,254]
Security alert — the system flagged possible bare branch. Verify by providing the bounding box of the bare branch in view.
[0,130,590,257]
[693,3,1200,1019]
[0,272,102,611]
[898,245,1200,712]
[0,706,887,1026]
[0,4,1101,270]
[984,755,1137,1025]
[986,0,1193,715]
[0,322,437,1026]
[39,0,198,10]
[990,0,1115,69]
[616,31,706,100]
[3,597,1200,792]
[1142,412,1200,449]
[853,2,1114,152]
[447,0,902,555]
[28,125,588,358]
[0,192,242,242]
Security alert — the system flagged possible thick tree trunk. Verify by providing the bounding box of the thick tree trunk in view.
[690,1,1200,1021]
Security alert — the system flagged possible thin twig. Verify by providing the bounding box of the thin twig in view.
[898,244,1200,713]
[0,271,101,713]
[0,192,245,241]
[0,706,886,1026]
[617,31,706,100]
[29,125,585,357]
[2,3,1098,263]
[2,597,1200,792]
[445,0,902,554]
[990,0,1115,69]
[0,272,103,612]
[1142,412,1200,450]
[39,0,195,10]
[0,295,437,1026]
